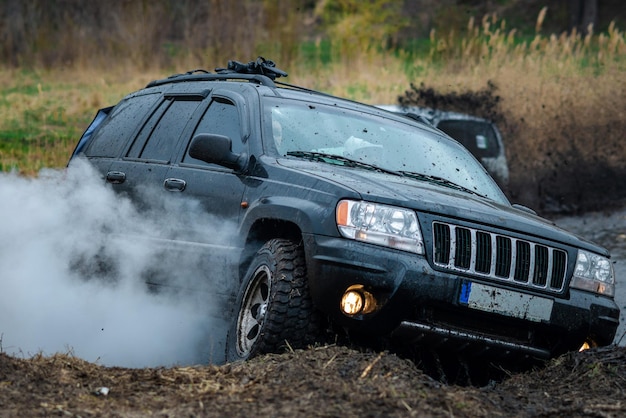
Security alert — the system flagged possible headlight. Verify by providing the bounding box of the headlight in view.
[570,249,615,297]
[336,199,424,254]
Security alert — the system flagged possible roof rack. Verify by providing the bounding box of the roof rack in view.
[146,57,288,88]
[216,57,287,80]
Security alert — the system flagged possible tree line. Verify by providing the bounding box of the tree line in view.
[0,0,622,69]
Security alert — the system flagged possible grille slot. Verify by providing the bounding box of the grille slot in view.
[432,222,567,293]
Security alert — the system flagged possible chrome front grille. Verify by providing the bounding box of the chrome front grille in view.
[433,222,567,293]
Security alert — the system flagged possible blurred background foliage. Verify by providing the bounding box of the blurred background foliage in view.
[0,0,625,214]
[1,0,623,69]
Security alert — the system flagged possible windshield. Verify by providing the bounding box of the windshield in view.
[264,99,507,203]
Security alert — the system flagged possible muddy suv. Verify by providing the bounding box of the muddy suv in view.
[69,59,618,365]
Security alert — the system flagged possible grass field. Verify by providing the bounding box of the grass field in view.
[1,13,624,213]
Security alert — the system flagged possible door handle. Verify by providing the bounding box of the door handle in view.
[106,171,126,184]
[164,178,186,192]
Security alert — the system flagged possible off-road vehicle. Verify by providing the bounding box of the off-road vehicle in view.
[69,58,619,367]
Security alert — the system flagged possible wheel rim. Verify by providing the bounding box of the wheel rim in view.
[236,265,271,357]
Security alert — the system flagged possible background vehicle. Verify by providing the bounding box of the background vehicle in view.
[377,105,509,187]
[69,59,618,368]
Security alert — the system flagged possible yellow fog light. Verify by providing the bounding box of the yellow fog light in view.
[341,290,363,315]
[579,339,597,352]
[340,285,377,316]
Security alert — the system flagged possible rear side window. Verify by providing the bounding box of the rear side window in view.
[127,98,202,161]
[70,106,112,158]
[84,93,159,158]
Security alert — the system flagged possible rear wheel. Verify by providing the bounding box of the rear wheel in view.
[226,238,320,362]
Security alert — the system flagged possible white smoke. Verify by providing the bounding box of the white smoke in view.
[0,159,234,367]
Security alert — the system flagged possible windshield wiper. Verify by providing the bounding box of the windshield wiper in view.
[287,152,484,197]
[398,171,485,197]
[286,151,402,176]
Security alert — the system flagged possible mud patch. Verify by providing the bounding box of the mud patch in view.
[1,344,625,417]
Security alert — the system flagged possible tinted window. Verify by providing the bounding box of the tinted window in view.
[183,99,243,165]
[129,98,202,161]
[84,93,159,158]
[437,120,500,158]
[71,106,113,157]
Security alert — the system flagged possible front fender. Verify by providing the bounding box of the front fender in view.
[238,195,339,240]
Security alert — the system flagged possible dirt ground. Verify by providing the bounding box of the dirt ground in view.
[1,343,625,417]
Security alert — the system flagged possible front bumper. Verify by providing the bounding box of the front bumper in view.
[303,233,620,358]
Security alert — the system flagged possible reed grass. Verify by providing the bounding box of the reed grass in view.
[412,13,626,210]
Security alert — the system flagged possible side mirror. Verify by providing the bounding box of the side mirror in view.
[189,133,246,171]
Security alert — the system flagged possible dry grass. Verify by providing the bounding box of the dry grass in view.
[0,67,164,175]
[1,11,625,210]
[392,14,626,211]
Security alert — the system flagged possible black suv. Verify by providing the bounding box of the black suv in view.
[69,59,618,365]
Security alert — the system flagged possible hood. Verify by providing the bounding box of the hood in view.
[277,159,607,255]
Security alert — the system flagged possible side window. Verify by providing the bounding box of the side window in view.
[71,106,113,157]
[84,93,159,158]
[183,98,243,165]
[127,98,202,162]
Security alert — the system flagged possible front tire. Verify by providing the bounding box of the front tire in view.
[225,238,320,362]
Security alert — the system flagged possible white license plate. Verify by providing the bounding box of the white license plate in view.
[459,282,553,322]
